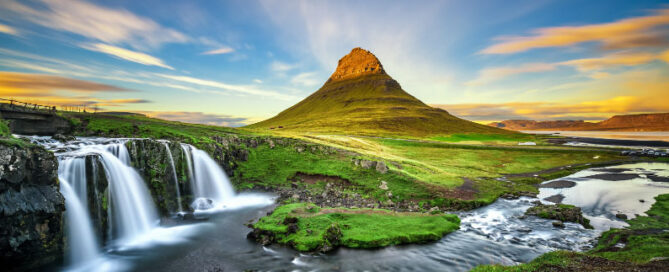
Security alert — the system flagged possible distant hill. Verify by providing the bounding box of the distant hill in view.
[489,113,669,132]
[248,48,508,137]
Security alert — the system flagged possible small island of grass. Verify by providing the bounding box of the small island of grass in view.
[248,203,460,252]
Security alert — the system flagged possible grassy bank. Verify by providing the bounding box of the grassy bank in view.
[250,203,460,252]
[471,193,669,271]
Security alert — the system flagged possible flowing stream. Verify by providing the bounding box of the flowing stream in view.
[23,136,669,271]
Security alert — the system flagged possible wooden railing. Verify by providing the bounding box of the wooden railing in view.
[0,98,94,113]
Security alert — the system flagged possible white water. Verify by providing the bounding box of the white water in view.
[162,142,183,213]
[184,144,235,209]
[99,149,159,243]
[59,178,100,266]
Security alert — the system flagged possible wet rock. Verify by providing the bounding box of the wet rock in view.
[585,173,641,181]
[0,143,64,270]
[51,133,76,142]
[552,221,565,228]
[526,202,593,229]
[543,194,565,204]
[616,213,628,220]
[538,180,577,189]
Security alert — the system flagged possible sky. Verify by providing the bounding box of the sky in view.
[0,0,668,126]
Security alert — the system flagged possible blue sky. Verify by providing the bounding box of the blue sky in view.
[0,0,668,126]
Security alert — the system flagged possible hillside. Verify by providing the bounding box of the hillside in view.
[489,113,669,132]
[248,48,509,137]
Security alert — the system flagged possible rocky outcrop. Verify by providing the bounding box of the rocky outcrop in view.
[327,47,385,82]
[83,155,109,243]
[525,202,593,229]
[489,112,669,132]
[0,142,64,270]
[126,140,192,215]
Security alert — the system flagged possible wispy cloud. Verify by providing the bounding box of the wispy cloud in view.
[559,51,660,71]
[270,61,296,72]
[201,46,235,55]
[155,74,297,100]
[290,72,321,86]
[466,63,556,86]
[0,23,17,35]
[82,43,173,69]
[0,0,189,49]
[481,8,669,54]
[0,71,130,93]
[141,111,250,127]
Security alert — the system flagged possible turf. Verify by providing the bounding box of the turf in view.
[251,203,460,251]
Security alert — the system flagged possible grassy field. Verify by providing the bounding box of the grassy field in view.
[64,112,628,206]
[472,194,669,271]
[250,202,460,251]
[64,112,247,144]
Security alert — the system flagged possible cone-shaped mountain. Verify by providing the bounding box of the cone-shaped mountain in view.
[248,48,508,136]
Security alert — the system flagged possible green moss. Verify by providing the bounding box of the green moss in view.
[252,203,460,251]
[0,118,11,137]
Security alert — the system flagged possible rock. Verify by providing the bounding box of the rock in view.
[328,48,385,82]
[0,143,64,270]
[379,181,388,190]
[268,139,275,149]
[360,160,376,169]
[552,221,565,228]
[428,207,440,214]
[51,133,75,142]
[525,203,593,229]
[639,199,645,203]
[375,161,389,174]
[615,213,628,220]
[296,146,305,153]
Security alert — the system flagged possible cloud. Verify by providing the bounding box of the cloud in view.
[0,0,189,49]
[270,61,296,72]
[290,72,321,86]
[481,8,669,54]
[559,51,659,71]
[201,46,235,55]
[0,71,130,93]
[155,74,298,100]
[82,43,173,69]
[253,79,263,84]
[466,63,556,86]
[0,23,17,35]
[141,111,250,127]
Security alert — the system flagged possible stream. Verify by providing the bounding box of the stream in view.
[24,136,669,272]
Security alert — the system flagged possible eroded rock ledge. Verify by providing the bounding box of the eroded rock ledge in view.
[0,143,64,271]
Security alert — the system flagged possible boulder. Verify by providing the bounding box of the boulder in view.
[375,161,389,174]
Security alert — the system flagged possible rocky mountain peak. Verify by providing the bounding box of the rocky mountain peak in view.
[328,47,385,82]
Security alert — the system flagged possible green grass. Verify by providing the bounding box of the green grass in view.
[430,133,538,144]
[472,194,669,271]
[0,118,11,137]
[67,112,246,145]
[247,74,508,137]
[251,203,460,251]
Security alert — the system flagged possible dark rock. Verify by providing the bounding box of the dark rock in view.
[51,134,76,142]
[0,143,64,270]
[552,221,565,228]
[585,173,641,181]
[538,180,577,189]
[543,194,565,204]
[615,213,628,220]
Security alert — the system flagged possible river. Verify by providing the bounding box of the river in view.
[24,136,669,272]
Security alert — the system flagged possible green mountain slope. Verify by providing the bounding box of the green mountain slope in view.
[248,48,510,137]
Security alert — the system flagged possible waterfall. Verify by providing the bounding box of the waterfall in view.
[182,144,235,210]
[98,150,159,242]
[163,142,183,213]
[59,176,99,266]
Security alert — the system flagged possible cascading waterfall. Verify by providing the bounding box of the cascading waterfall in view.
[58,160,100,267]
[182,144,235,210]
[98,149,159,242]
[163,142,183,213]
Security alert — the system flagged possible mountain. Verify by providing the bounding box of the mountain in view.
[488,120,597,131]
[248,48,508,136]
[489,113,669,132]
